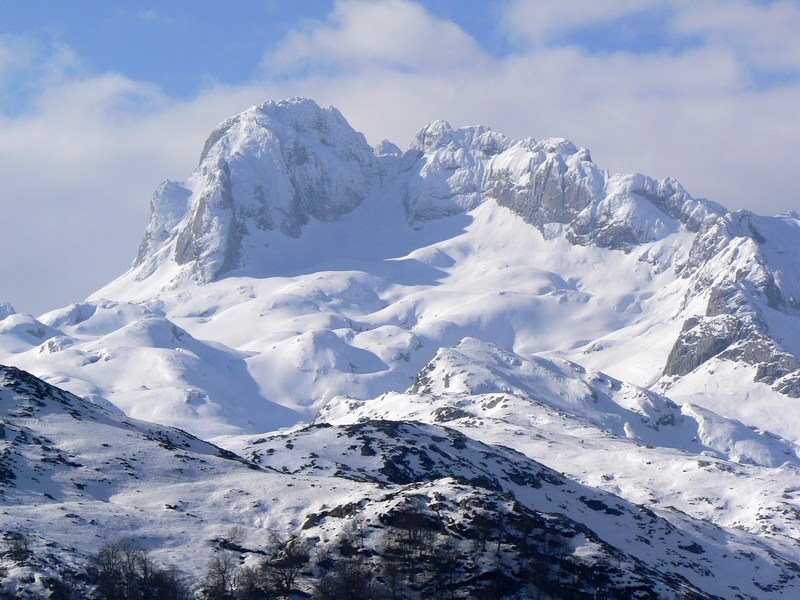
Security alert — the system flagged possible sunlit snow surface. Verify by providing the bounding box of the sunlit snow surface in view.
[3,98,800,596]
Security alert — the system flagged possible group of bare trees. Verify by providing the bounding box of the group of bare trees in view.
[3,531,32,563]
[199,532,311,599]
[196,516,469,600]
[73,506,576,599]
[90,540,190,600]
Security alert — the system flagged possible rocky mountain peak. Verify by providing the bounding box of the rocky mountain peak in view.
[374,138,402,157]
[409,120,511,157]
[409,119,454,152]
[537,136,580,156]
[0,302,14,321]
[135,98,379,282]
[197,98,356,164]
[136,99,727,283]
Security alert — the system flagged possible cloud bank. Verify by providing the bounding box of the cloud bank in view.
[2,0,800,314]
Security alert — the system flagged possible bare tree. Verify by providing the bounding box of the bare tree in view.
[236,564,277,600]
[119,539,144,599]
[426,536,461,599]
[4,531,32,562]
[147,565,191,600]
[381,513,437,586]
[225,526,245,547]
[351,514,367,550]
[472,513,496,552]
[312,543,334,571]
[199,553,239,600]
[90,540,190,600]
[92,541,125,599]
[313,558,380,600]
[264,532,311,597]
[382,558,406,600]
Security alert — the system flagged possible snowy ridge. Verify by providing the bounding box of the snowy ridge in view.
[3,365,800,598]
[220,416,800,598]
[134,99,725,280]
[403,338,798,468]
[317,341,800,550]
[127,98,800,406]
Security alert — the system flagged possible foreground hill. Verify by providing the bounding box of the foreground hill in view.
[2,365,800,597]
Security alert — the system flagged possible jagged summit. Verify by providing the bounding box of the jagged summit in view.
[131,98,728,287]
[197,98,361,165]
[408,120,511,155]
[374,138,402,157]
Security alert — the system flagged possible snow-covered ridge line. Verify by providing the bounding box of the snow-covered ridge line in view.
[316,339,800,552]
[133,97,729,285]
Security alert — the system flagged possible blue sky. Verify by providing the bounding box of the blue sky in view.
[4,0,790,108]
[0,1,332,109]
[1,0,800,314]
[0,1,514,109]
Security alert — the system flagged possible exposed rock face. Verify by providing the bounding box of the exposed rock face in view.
[664,287,800,396]
[138,98,379,282]
[401,121,513,221]
[0,302,14,321]
[173,160,241,282]
[491,140,599,232]
[134,180,191,270]
[401,124,721,249]
[663,211,800,396]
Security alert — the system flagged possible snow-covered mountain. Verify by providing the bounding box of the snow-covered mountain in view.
[3,97,799,441]
[2,97,800,595]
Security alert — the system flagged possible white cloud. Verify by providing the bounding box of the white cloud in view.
[0,34,35,80]
[502,0,650,44]
[137,9,159,22]
[0,60,269,315]
[2,0,800,315]
[671,0,800,73]
[265,0,487,73]
[135,8,176,26]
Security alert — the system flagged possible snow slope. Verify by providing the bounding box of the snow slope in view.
[2,365,799,598]
[316,340,800,548]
